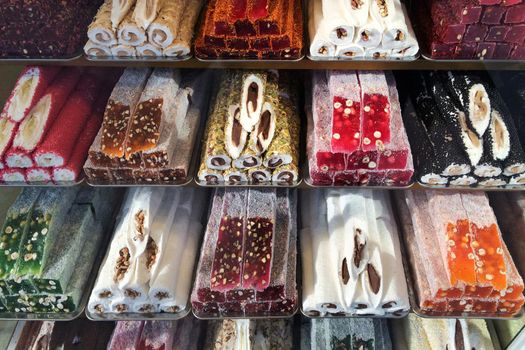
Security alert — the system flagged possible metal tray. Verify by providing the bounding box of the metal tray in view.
[300,307,409,319]
[0,178,84,188]
[421,52,525,63]
[86,304,192,321]
[307,52,419,62]
[196,178,302,188]
[0,52,82,62]
[393,193,525,320]
[192,305,299,320]
[418,180,525,191]
[195,54,305,63]
[84,53,193,62]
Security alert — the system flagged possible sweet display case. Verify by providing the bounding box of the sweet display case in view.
[0,0,525,349]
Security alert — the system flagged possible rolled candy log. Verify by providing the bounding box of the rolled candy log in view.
[132,0,162,30]
[1,66,61,123]
[448,175,477,186]
[136,43,163,56]
[233,147,262,170]
[4,148,33,168]
[33,73,101,167]
[163,0,203,58]
[321,0,355,46]
[147,0,185,49]
[202,73,235,171]
[111,45,137,57]
[308,0,336,58]
[101,67,152,158]
[355,14,383,49]
[239,71,269,133]
[84,41,113,57]
[0,118,17,168]
[248,166,272,184]
[198,164,224,185]
[118,7,147,46]
[444,71,491,138]
[111,0,136,30]
[378,0,412,50]
[11,67,82,153]
[88,1,117,46]
[342,0,370,27]
[25,168,51,183]
[248,72,278,156]
[0,168,26,183]
[335,43,365,58]
[272,163,299,185]
[224,169,248,184]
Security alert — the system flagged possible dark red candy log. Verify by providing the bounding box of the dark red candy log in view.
[210,216,244,292]
[230,0,248,21]
[331,96,361,154]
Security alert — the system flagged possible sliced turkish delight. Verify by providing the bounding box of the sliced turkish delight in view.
[475,42,496,59]
[431,1,465,43]
[107,322,144,350]
[463,24,488,43]
[481,6,507,24]
[455,42,477,59]
[12,67,82,153]
[510,45,525,59]
[486,26,512,42]
[493,42,513,58]
[26,168,51,184]
[430,41,456,59]
[450,0,483,24]
[505,4,525,23]
[210,189,247,292]
[506,25,525,44]
[101,68,152,158]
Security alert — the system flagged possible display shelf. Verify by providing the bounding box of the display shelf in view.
[0,56,524,70]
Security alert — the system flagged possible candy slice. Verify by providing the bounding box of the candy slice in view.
[359,71,391,152]
[15,188,79,278]
[34,73,100,167]
[12,67,82,153]
[242,189,276,291]
[240,71,267,133]
[125,68,181,159]
[1,66,61,123]
[0,168,26,183]
[26,168,51,184]
[431,1,465,43]
[0,188,40,278]
[107,322,144,350]
[328,71,361,154]
[210,189,247,292]
[101,68,152,158]
[0,118,17,168]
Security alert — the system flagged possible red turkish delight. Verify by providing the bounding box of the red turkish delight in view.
[463,24,488,42]
[479,0,502,4]
[502,0,522,5]
[493,42,514,58]
[430,42,457,58]
[510,44,525,59]
[505,25,525,44]
[486,26,511,41]
[249,0,269,21]
[476,42,496,59]
[455,42,477,58]
[481,6,507,24]
[450,0,483,24]
[432,1,466,43]
[505,4,525,23]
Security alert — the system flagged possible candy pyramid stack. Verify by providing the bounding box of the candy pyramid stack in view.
[391,315,494,349]
[88,187,204,315]
[308,0,419,59]
[191,188,297,317]
[84,0,203,58]
[406,71,525,188]
[0,66,118,184]
[417,0,525,59]
[84,68,210,185]
[0,0,101,57]
[0,187,121,314]
[301,189,410,317]
[198,70,300,185]
[194,0,303,59]
[308,70,413,186]
[396,190,525,317]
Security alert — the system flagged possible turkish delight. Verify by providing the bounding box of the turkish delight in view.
[396,190,525,317]
[191,188,297,317]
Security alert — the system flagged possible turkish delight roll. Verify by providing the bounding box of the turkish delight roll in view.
[12,67,82,153]
[101,68,152,158]
[321,0,355,46]
[444,71,491,138]
[308,0,336,58]
[26,168,52,184]
[84,41,113,57]
[138,321,175,350]
[133,0,162,30]
[88,1,117,46]
[111,45,137,57]
[380,1,412,50]
[136,44,163,57]
[355,14,383,49]
[164,0,203,57]
[0,168,26,183]
[125,68,181,159]
[118,8,147,46]
[203,74,235,170]
[4,148,33,169]
[34,74,101,167]
[111,0,135,29]
[0,118,17,168]
[1,66,61,123]
[147,0,185,49]
[239,71,268,133]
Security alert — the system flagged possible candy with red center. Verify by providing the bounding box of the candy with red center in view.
[328,71,361,154]
[249,0,269,22]
[242,189,275,291]
[359,72,391,152]
[210,189,247,292]
[12,67,82,153]
[33,73,100,168]
[1,66,61,123]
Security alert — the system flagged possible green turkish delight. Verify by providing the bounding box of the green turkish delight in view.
[34,204,97,294]
[15,188,78,278]
[0,188,41,279]
[5,278,38,295]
